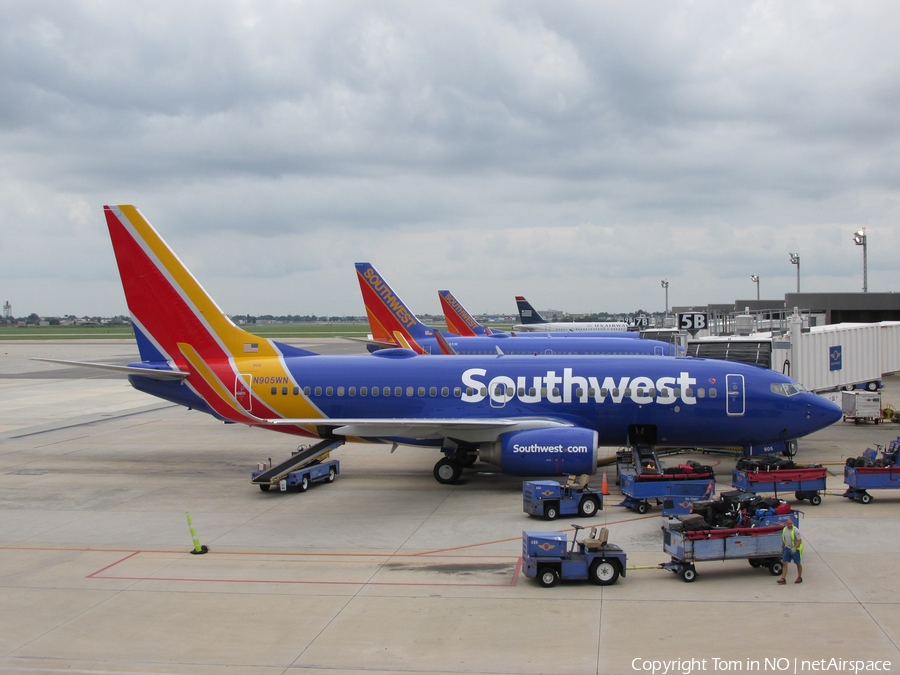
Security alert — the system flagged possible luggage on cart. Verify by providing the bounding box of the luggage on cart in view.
[843,440,900,503]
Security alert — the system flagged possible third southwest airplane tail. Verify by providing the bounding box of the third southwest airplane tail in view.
[438,290,491,337]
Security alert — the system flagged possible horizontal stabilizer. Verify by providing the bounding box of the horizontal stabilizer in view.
[338,336,399,349]
[33,358,189,381]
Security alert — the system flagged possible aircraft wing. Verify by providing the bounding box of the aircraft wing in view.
[263,416,574,443]
[32,358,189,381]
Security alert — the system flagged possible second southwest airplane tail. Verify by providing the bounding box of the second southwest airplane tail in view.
[354,262,441,353]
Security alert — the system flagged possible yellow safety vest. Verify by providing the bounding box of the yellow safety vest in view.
[782,527,803,554]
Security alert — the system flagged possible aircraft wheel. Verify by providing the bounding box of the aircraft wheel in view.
[578,497,599,517]
[434,458,462,484]
[326,467,336,483]
[259,484,270,492]
[537,567,558,588]
[589,559,619,586]
[298,475,310,492]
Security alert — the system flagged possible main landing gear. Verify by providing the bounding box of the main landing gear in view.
[433,448,477,484]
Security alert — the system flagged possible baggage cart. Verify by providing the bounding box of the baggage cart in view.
[842,391,883,425]
[732,466,827,505]
[842,466,900,503]
[661,518,794,582]
[842,442,900,503]
[620,473,715,515]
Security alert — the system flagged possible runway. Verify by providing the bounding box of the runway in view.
[1,340,899,674]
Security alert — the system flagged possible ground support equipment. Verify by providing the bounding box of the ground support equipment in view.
[842,391,883,425]
[843,467,900,503]
[252,438,343,492]
[661,518,789,582]
[732,466,827,506]
[617,446,715,514]
[523,525,627,587]
[842,442,900,503]
[523,477,604,520]
[620,472,715,515]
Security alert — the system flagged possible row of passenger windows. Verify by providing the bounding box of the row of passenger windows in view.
[271,385,461,398]
[267,384,718,399]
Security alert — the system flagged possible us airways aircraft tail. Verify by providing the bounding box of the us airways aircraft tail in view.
[43,206,842,486]
[515,296,629,333]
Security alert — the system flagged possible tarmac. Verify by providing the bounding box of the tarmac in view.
[1,339,899,675]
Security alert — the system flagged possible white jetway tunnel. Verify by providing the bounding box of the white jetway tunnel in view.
[689,319,900,393]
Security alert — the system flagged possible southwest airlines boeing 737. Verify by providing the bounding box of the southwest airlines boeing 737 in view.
[356,263,672,356]
[44,206,841,485]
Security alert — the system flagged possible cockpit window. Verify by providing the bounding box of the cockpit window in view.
[770,382,806,396]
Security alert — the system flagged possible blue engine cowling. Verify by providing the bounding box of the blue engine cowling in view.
[480,428,599,476]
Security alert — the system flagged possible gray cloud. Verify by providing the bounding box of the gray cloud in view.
[1,1,898,317]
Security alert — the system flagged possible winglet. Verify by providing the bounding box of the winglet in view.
[434,331,457,355]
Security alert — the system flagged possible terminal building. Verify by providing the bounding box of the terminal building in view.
[669,293,900,395]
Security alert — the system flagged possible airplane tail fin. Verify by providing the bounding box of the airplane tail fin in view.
[515,296,545,325]
[438,290,487,337]
[104,205,313,367]
[355,263,434,353]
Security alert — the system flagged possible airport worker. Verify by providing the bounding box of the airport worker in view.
[777,519,802,584]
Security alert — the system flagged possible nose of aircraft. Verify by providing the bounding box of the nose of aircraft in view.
[801,392,843,435]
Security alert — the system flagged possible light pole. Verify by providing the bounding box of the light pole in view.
[750,274,759,301]
[853,228,867,292]
[661,279,669,315]
[789,253,800,293]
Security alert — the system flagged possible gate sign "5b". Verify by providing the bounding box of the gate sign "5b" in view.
[678,312,708,333]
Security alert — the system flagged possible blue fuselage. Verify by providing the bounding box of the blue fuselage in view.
[132,352,841,449]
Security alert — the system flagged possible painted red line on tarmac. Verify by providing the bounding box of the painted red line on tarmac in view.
[85,551,140,578]
[91,575,514,588]
[509,557,523,586]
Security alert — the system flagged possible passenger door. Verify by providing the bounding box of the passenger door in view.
[235,374,253,412]
[726,374,745,416]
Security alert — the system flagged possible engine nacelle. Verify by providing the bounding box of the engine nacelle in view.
[480,428,599,476]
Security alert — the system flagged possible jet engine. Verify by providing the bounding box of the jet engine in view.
[479,428,599,476]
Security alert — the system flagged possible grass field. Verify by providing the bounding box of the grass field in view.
[0,322,518,340]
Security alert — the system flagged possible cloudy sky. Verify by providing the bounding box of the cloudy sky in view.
[2,1,898,318]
